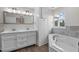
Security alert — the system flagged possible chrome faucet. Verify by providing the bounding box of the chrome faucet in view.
[53,35,58,42]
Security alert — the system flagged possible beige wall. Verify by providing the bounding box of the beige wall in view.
[53,7,79,26]
[64,7,79,26]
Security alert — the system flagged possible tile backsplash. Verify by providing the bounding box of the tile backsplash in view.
[52,26,79,38]
[69,26,79,31]
[3,24,37,31]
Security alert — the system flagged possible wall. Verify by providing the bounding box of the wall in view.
[41,7,53,32]
[0,7,4,32]
[52,7,79,38]
[52,27,79,39]
[0,7,4,50]
[64,7,79,26]
[0,7,4,24]
[4,24,35,31]
[42,7,53,19]
[54,7,79,26]
[3,7,37,31]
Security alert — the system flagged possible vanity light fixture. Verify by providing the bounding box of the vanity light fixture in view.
[21,11,26,14]
[5,8,13,13]
[26,12,29,15]
[4,8,33,16]
[29,13,33,15]
[16,10,21,14]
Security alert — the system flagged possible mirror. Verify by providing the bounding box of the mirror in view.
[23,15,34,24]
[3,12,34,24]
[3,12,17,24]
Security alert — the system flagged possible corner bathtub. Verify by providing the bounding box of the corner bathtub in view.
[48,34,79,52]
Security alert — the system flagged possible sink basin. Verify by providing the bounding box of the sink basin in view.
[12,29,16,31]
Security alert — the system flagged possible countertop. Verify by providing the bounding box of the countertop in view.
[0,29,37,34]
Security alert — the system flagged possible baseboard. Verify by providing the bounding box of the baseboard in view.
[37,42,48,46]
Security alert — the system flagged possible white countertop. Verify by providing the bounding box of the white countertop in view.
[0,29,37,34]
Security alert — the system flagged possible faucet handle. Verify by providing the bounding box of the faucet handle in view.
[12,29,16,31]
[26,28,29,30]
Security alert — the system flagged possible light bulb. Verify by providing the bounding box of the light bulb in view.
[17,10,21,14]
[26,12,29,15]
[7,9,13,12]
[21,11,26,14]
[13,10,16,13]
[29,13,32,15]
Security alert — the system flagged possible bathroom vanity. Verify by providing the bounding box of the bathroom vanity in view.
[0,30,37,52]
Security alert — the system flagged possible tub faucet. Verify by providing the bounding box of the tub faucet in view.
[53,35,58,42]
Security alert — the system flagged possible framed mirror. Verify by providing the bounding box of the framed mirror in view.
[23,15,34,24]
[3,12,17,24]
[3,11,34,24]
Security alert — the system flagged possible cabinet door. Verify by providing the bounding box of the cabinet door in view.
[17,32,27,42]
[27,32,36,45]
[17,32,28,48]
[2,36,16,51]
[17,41,28,48]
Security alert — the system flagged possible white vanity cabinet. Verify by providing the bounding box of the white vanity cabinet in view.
[1,34,17,52]
[17,32,36,48]
[0,31,37,52]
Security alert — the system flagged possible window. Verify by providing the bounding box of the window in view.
[54,12,65,27]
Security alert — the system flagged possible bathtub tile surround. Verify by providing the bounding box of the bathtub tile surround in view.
[52,27,69,36]
[69,26,79,31]
[52,26,79,38]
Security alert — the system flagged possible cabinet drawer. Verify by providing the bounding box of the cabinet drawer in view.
[27,32,36,36]
[1,36,16,40]
[17,32,26,35]
[1,33,16,39]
